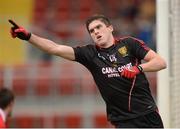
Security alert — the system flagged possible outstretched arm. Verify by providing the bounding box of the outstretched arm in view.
[9,19,75,61]
[29,34,75,60]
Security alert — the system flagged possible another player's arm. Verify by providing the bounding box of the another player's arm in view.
[29,34,75,60]
[139,50,167,72]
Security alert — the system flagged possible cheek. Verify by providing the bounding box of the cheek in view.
[106,31,112,38]
[90,34,96,40]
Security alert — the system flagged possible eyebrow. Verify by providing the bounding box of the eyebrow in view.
[89,24,102,33]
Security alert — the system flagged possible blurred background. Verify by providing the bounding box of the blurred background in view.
[0,0,158,128]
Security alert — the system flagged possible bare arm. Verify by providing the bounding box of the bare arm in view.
[8,19,75,61]
[29,34,75,61]
[140,50,167,72]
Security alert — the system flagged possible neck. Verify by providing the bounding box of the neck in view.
[99,36,115,49]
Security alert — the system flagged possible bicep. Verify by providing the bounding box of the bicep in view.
[143,50,157,61]
[52,45,75,60]
[144,49,167,66]
[141,49,167,71]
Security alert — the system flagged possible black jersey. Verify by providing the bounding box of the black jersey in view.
[73,36,157,122]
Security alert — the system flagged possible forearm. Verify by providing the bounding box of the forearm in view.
[29,34,59,55]
[140,56,167,72]
[29,34,75,60]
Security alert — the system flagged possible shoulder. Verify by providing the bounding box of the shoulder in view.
[75,44,95,48]
[115,36,148,50]
[85,44,96,50]
[115,36,144,44]
[73,44,97,60]
[75,44,96,52]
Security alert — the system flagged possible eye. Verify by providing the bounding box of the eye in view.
[89,29,94,33]
[96,25,102,29]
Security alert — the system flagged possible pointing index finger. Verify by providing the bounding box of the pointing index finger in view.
[8,19,19,28]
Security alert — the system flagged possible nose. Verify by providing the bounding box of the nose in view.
[94,29,99,35]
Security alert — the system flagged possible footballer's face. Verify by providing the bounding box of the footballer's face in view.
[88,20,114,48]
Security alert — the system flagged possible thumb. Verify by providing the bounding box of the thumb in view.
[10,29,17,38]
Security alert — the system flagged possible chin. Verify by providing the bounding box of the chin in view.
[95,40,103,45]
[99,42,107,47]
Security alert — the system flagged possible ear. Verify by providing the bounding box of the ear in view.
[108,25,114,32]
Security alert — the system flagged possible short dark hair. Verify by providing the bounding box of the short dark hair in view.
[0,88,15,110]
[85,14,111,32]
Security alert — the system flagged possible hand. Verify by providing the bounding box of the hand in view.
[9,19,31,40]
[121,66,143,79]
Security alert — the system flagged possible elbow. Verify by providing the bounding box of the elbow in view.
[160,59,167,70]
[162,62,167,70]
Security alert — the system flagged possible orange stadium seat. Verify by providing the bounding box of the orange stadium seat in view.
[36,62,52,76]
[33,0,48,25]
[34,77,52,96]
[93,113,112,128]
[52,30,72,40]
[56,77,76,95]
[32,116,45,128]
[33,62,53,96]
[12,77,28,96]
[106,0,119,17]
[55,0,71,22]
[54,64,83,95]
[80,74,99,95]
[13,116,34,128]
[34,0,48,11]
[10,64,30,96]
[6,117,14,128]
[9,115,45,128]
[52,115,63,128]
[78,0,94,20]
[52,114,83,128]
[63,114,83,128]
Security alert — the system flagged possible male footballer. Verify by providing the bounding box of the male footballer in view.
[9,14,166,128]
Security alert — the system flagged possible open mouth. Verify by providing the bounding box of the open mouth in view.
[97,35,102,39]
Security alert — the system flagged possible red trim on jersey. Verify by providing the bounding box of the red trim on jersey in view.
[116,36,150,51]
[128,59,138,112]
[128,76,136,112]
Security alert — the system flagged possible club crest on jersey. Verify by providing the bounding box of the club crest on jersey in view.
[118,46,128,57]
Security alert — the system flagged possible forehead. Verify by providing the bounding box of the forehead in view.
[88,20,106,29]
